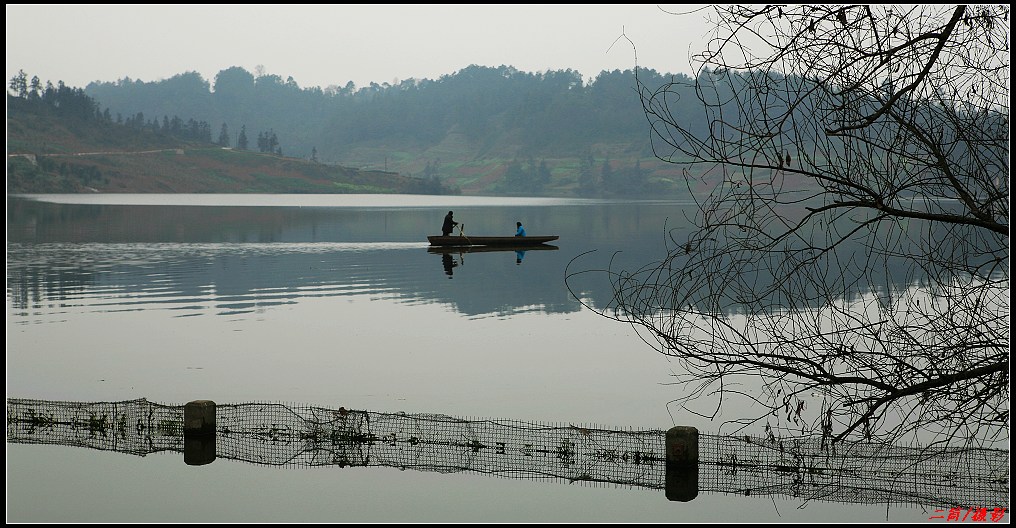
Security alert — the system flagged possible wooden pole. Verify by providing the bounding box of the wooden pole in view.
[184,400,216,466]
[665,426,699,502]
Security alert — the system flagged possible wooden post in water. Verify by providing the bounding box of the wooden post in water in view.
[184,400,216,466]
[665,426,699,502]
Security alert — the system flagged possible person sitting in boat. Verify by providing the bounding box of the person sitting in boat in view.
[515,221,526,237]
[442,211,458,236]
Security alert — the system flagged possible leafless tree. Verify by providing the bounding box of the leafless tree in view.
[573,5,1009,448]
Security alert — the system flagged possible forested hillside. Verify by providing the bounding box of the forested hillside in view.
[5,82,455,195]
[82,65,705,196]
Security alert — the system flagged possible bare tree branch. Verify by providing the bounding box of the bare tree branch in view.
[569,4,1009,449]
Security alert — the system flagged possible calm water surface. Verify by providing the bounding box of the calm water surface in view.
[6,194,956,522]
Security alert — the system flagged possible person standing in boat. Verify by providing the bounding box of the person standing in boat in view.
[442,211,458,236]
[515,221,526,237]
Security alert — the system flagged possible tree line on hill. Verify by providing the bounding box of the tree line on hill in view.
[9,69,288,156]
[18,62,987,197]
[7,69,458,195]
[80,65,703,164]
[13,65,699,196]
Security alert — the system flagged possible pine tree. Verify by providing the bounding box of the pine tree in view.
[217,123,230,147]
[237,125,249,150]
[8,69,28,98]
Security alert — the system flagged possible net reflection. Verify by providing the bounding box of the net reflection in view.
[6,397,1007,510]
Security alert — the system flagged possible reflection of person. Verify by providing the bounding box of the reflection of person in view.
[442,211,458,236]
[515,221,526,237]
[442,252,458,277]
[515,249,526,265]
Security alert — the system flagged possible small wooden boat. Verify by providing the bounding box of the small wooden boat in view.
[427,235,559,247]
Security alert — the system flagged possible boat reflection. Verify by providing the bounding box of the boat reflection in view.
[426,244,559,255]
[430,245,558,274]
[441,252,458,277]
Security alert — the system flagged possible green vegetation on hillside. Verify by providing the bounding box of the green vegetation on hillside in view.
[5,87,458,195]
[79,65,701,197]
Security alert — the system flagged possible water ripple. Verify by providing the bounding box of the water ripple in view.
[7,242,430,319]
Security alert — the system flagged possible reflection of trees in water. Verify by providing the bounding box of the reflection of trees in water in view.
[7,398,1008,509]
[9,197,954,321]
[5,242,577,318]
[571,5,1009,449]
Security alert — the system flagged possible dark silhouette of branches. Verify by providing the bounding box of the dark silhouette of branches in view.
[570,5,1008,449]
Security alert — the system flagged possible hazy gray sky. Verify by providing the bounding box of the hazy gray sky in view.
[6,4,709,90]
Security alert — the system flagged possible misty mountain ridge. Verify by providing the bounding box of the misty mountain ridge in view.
[10,64,742,196]
[79,64,704,197]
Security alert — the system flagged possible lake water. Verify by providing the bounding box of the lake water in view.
[5,194,995,522]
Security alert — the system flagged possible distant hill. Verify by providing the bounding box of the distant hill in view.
[80,65,700,197]
[6,93,457,195]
